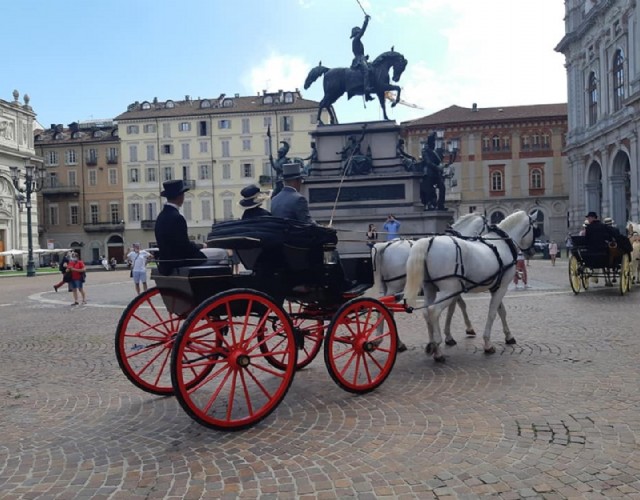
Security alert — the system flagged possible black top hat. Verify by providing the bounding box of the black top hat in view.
[161,179,190,198]
[585,211,598,219]
[282,162,304,180]
[238,184,268,209]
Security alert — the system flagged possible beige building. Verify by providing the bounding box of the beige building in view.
[34,121,124,263]
[115,90,326,248]
[555,0,640,232]
[403,103,569,242]
[0,90,42,269]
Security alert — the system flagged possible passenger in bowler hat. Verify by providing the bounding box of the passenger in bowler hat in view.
[270,162,315,224]
[239,184,271,220]
[154,179,206,275]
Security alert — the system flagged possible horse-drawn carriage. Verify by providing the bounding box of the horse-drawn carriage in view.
[115,217,403,431]
[568,234,632,295]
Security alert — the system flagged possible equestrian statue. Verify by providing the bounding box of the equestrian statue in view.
[304,14,408,125]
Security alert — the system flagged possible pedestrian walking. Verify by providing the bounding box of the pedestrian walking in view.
[126,243,152,295]
[66,252,87,305]
[548,240,558,266]
[565,234,573,258]
[53,252,71,292]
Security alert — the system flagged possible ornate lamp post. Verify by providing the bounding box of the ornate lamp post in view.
[10,162,45,277]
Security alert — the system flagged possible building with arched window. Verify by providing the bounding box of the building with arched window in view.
[556,0,639,233]
[402,103,568,243]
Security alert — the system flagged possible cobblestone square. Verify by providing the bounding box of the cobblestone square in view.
[1,259,639,499]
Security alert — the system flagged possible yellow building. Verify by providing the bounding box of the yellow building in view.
[115,90,326,247]
[34,121,125,263]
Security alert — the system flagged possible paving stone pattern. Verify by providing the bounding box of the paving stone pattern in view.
[1,261,639,499]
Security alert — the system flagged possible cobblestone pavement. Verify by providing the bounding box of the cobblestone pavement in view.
[1,259,640,499]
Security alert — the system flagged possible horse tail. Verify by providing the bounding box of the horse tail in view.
[304,65,329,90]
[404,238,430,307]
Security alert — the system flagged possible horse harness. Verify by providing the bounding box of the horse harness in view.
[421,225,519,306]
[372,238,415,285]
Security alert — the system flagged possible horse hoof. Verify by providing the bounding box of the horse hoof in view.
[434,355,446,363]
[397,340,408,353]
[445,338,457,346]
[506,337,517,345]
[466,329,476,337]
[484,346,496,355]
[425,343,435,355]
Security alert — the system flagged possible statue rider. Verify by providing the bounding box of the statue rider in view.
[350,15,374,102]
[420,132,446,211]
[269,140,290,198]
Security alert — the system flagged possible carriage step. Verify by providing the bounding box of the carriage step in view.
[342,283,370,298]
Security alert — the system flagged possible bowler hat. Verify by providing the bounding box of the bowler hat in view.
[585,211,598,219]
[282,162,304,180]
[603,217,615,225]
[161,179,190,198]
[238,184,268,209]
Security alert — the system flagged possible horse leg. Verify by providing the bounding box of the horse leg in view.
[457,296,476,336]
[425,292,454,362]
[377,92,389,120]
[482,288,509,354]
[443,301,457,346]
[388,84,401,107]
[497,302,515,344]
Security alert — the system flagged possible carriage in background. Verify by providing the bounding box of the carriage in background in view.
[568,234,632,295]
[115,216,404,431]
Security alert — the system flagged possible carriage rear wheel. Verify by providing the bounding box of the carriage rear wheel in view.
[260,300,324,371]
[619,253,631,295]
[324,297,398,394]
[115,287,203,395]
[171,289,297,431]
[568,255,581,294]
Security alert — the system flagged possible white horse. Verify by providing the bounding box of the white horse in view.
[404,210,537,362]
[371,213,492,349]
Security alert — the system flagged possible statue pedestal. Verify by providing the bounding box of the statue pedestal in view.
[302,121,454,254]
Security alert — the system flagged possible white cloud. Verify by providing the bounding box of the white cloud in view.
[243,53,311,95]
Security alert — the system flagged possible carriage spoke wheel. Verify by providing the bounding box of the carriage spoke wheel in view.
[261,301,324,371]
[171,289,297,431]
[568,256,581,294]
[324,298,398,394]
[619,253,631,295]
[115,287,202,395]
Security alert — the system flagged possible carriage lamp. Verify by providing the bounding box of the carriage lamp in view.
[10,162,46,277]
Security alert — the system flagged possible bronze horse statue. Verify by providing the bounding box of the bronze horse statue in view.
[304,50,408,125]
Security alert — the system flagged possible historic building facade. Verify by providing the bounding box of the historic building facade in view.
[34,121,124,263]
[403,103,568,242]
[0,90,41,269]
[115,90,325,248]
[555,0,640,231]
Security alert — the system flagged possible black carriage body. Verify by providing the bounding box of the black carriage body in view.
[151,217,374,317]
[570,235,629,269]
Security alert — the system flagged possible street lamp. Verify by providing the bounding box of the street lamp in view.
[10,162,45,277]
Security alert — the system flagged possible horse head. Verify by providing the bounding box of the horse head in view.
[372,51,408,83]
[498,210,537,252]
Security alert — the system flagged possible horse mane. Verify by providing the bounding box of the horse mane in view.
[371,51,404,66]
[497,210,525,233]
[452,212,482,227]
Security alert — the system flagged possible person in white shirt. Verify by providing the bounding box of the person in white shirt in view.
[127,243,152,294]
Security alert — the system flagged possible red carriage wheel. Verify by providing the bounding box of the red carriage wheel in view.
[115,287,198,395]
[324,297,398,394]
[260,300,324,370]
[171,289,297,431]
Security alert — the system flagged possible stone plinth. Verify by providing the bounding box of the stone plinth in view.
[302,121,454,254]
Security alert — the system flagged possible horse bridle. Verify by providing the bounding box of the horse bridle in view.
[518,214,538,253]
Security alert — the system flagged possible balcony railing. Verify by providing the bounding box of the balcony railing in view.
[83,221,125,233]
[141,219,156,230]
[41,179,80,196]
[86,158,98,166]
[106,156,118,164]
[183,179,196,189]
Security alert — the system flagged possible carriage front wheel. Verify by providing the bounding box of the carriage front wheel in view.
[324,297,398,394]
[568,255,581,294]
[619,253,631,295]
[171,289,297,431]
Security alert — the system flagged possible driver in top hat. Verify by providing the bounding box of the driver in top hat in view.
[584,211,618,252]
[154,179,207,275]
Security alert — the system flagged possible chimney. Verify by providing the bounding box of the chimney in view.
[472,103,478,112]
[185,95,190,102]
[262,89,268,96]
[234,93,239,98]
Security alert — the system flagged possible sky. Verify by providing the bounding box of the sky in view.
[2,0,568,128]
